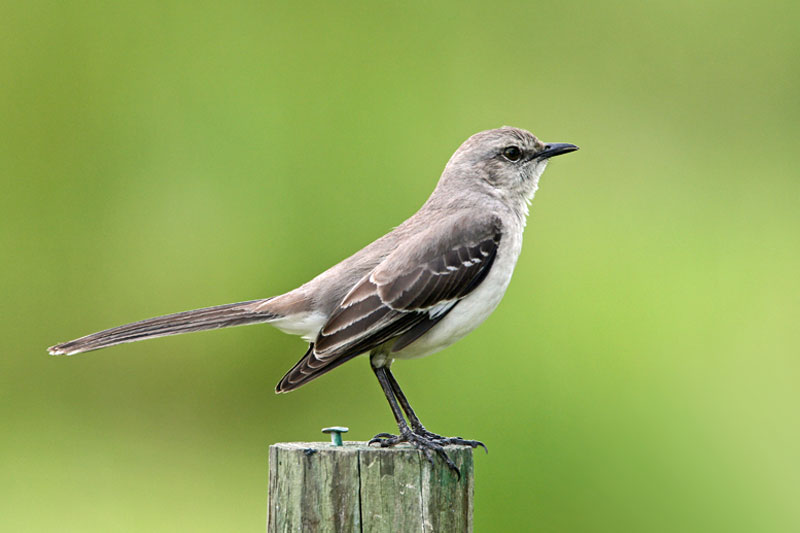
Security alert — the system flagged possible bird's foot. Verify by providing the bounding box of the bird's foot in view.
[368,427,487,478]
[411,426,488,453]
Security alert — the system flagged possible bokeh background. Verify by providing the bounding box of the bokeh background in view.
[2,1,798,531]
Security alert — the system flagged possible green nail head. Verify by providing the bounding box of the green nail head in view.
[321,426,349,446]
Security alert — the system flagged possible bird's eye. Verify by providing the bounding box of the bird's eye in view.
[502,146,522,162]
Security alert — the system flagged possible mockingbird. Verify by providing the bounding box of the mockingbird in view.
[49,126,578,474]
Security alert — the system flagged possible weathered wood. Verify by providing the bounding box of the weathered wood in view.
[268,442,474,533]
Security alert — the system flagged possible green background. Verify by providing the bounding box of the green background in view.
[2,1,798,531]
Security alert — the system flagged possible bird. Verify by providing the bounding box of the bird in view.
[49,126,578,474]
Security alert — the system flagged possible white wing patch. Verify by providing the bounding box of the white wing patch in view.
[428,300,456,319]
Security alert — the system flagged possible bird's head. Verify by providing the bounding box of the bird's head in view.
[436,126,578,210]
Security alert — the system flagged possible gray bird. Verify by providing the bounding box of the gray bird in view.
[49,126,578,474]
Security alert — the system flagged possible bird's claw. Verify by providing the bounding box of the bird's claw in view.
[368,427,488,479]
[367,432,395,444]
[410,427,488,454]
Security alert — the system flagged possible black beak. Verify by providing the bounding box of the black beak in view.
[535,142,579,160]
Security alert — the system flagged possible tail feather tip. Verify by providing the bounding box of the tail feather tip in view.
[48,344,72,356]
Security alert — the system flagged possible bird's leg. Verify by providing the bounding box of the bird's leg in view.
[384,367,487,453]
[368,364,462,475]
[383,367,429,434]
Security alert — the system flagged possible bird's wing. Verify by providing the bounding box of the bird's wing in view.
[276,214,502,392]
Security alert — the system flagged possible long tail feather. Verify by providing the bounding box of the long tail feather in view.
[48,299,277,355]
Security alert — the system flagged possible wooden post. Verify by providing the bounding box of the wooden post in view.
[267,442,474,533]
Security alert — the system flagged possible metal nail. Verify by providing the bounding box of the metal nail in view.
[321,426,349,446]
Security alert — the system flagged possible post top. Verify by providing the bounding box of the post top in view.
[270,441,474,453]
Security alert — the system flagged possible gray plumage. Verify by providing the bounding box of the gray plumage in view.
[49,127,578,438]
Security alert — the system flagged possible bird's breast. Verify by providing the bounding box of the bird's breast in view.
[391,227,524,360]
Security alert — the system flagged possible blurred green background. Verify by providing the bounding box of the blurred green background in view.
[2,1,798,531]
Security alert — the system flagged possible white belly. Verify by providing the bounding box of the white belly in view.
[268,221,526,363]
[391,228,524,360]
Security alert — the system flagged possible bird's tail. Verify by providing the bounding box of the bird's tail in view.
[48,299,278,356]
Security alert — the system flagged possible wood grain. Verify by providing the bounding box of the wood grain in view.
[268,442,474,533]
